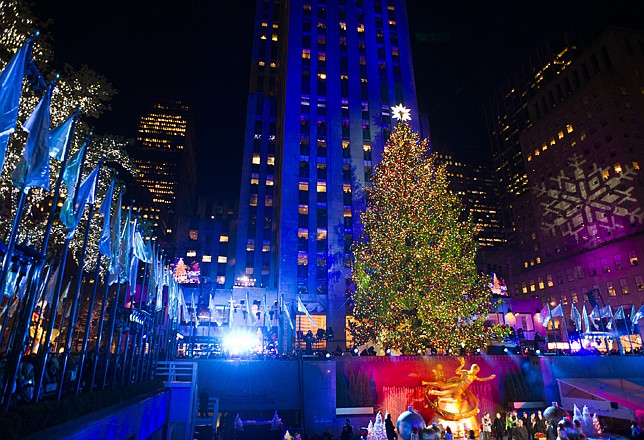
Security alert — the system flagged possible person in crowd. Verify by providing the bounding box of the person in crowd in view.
[631,421,642,439]
[506,411,518,440]
[516,420,529,440]
[545,420,557,440]
[536,411,546,436]
[199,387,209,417]
[573,420,584,439]
[494,412,506,440]
[529,414,538,439]
[304,330,315,354]
[557,419,584,440]
[341,425,351,440]
[344,419,354,439]
[444,426,453,440]
[385,413,398,440]
[469,429,476,440]
[522,413,531,439]
[420,427,440,440]
[482,413,492,440]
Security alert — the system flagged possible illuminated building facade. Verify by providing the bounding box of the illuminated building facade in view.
[434,151,505,253]
[486,42,577,243]
[174,199,237,298]
[234,0,420,346]
[505,28,644,311]
[133,100,197,247]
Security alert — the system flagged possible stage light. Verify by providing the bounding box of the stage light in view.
[325,353,331,358]
[536,350,541,355]
[222,331,259,355]
[476,348,481,353]
[503,347,508,353]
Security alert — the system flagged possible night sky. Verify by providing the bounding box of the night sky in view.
[33,1,643,201]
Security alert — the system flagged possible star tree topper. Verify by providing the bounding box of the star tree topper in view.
[391,103,411,122]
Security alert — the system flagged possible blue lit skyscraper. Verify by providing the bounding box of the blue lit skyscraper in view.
[234,0,420,348]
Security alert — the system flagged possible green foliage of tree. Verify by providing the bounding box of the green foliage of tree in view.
[0,0,136,271]
[350,121,506,354]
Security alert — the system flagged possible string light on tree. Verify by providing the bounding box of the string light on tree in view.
[349,120,508,354]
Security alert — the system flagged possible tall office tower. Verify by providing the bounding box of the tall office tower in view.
[434,151,505,253]
[506,28,644,311]
[133,100,197,249]
[486,43,578,244]
[234,0,420,347]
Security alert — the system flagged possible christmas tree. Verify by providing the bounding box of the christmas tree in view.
[350,109,504,354]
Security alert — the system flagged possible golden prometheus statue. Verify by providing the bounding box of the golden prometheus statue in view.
[422,357,495,421]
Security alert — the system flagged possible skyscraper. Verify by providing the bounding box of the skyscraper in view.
[499,28,644,311]
[132,100,197,248]
[486,42,578,243]
[234,0,420,347]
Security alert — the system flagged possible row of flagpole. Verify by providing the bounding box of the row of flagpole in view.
[538,301,644,354]
[0,38,183,411]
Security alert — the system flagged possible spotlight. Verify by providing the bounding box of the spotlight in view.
[503,347,509,353]
[476,348,481,353]
[325,352,331,358]
[536,350,541,355]
[222,330,259,355]
[386,348,392,355]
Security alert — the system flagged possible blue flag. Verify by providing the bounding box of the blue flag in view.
[13,87,51,190]
[0,42,29,171]
[98,179,115,257]
[62,164,99,239]
[48,116,74,161]
[62,144,85,196]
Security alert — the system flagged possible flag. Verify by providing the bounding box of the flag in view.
[608,306,625,331]
[614,306,625,321]
[13,87,52,190]
[48,115,74,161]
[133,229,151,263]
[550,303,564,318]
[2,269,19,298]
[228,293,234,328]
[57,281,71,314]
[631,305,636,323]
[180,289,190,323]
[570,304,582,331]
[582,304,591,333]
[108,192,123,285]
[61,144,85,197]
[0,41,29,171]
[282,295,294,330]
[61,164,99,239]
[98,179,115,257]
[297,296,316,328]
[41,261,59,306]
[538,304,551,327]
[599,305,613,319]
[633,304,644,328]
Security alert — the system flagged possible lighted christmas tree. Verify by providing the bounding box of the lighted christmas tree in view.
[350,107,504,354]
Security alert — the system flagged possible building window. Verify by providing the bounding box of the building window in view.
[538,276,545,290]
[606,281,616,297]
[189,230,198,240]
[629,251,638,266]
[635,275,644,291]
[220,235,229,242]
[566,268,575,282]
[218,256,227,263]
[216,276,225,284]
[601,258,610,273]
[614,255,623,270]
[547,274,554,287]
[186,250,196,257]
[619,278,629,295]
[202,255,212,263]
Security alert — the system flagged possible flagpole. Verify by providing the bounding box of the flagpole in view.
[90,273,110,392]
[548,304,558,355]
[560,302,571,354]
[622,308,634,355]
[75,250,104,394]
[103,281,121,390]
[57,158,102,399]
